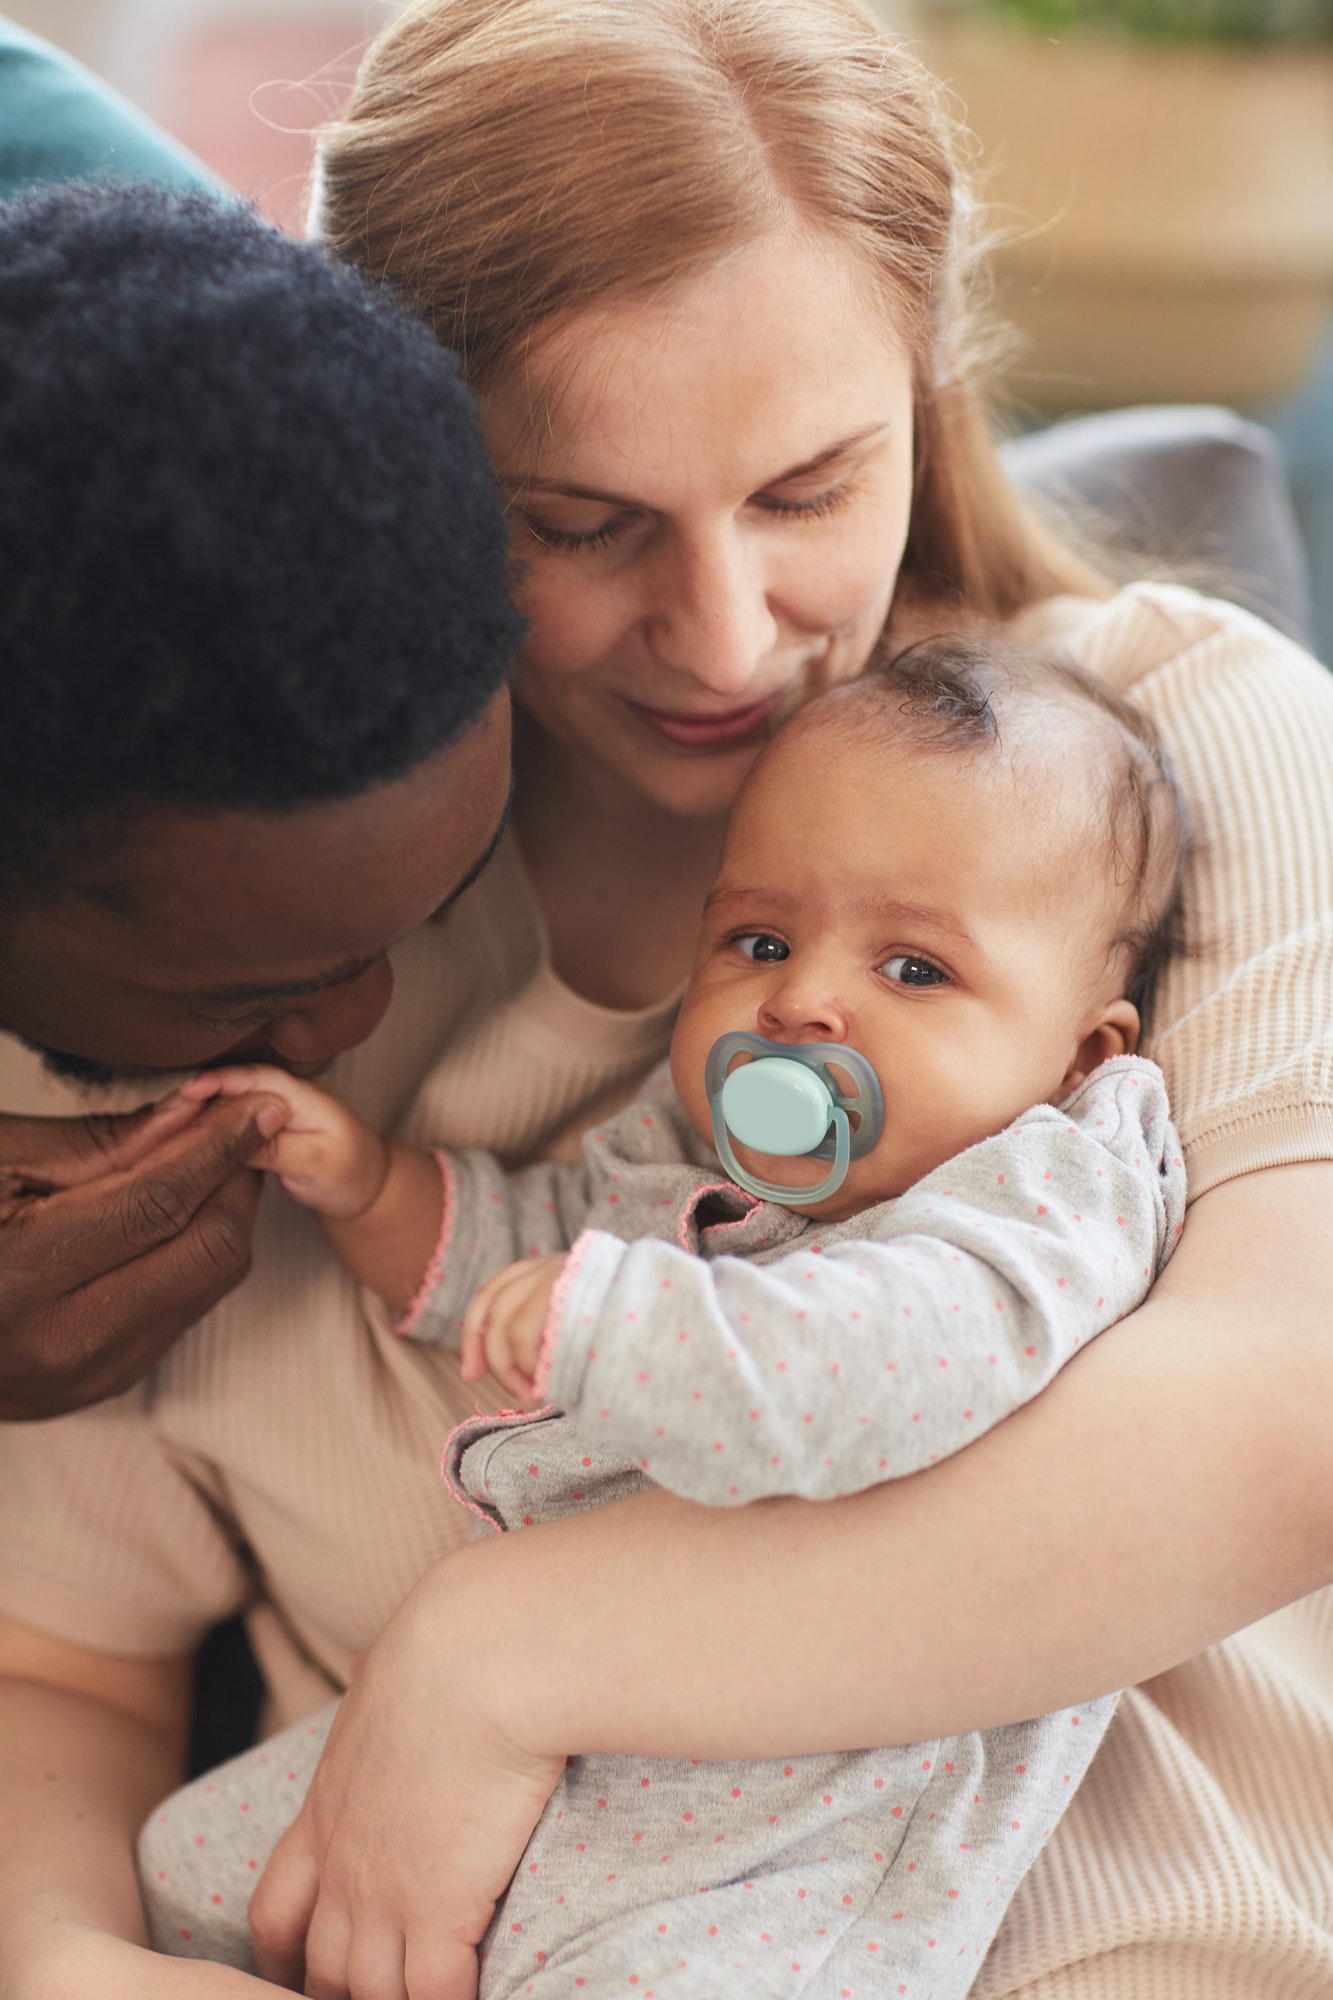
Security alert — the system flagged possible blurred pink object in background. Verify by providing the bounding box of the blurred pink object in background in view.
[168,16,367,233]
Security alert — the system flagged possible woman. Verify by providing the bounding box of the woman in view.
[2,3,1331,1998]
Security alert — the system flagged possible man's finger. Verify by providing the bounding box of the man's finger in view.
[0,1169,264,1418]
[0,1093,208,1189]
[32,1095,285,1283]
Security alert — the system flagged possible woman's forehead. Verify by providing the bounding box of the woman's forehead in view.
[482,223,912,491]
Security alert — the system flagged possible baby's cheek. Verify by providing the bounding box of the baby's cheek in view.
[668,1010,714,1144]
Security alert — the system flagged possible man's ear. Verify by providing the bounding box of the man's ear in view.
[1058,998,1141,1097]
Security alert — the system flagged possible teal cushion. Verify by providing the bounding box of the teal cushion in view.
[0,15,218,201]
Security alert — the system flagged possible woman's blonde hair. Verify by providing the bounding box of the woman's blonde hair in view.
[315,0,1102,618]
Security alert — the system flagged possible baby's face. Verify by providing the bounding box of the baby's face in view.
[670,719,1136,1220]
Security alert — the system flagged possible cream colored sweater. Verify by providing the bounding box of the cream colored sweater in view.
[0,582,1330,1996]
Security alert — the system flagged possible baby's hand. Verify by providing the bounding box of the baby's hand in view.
[180,1065,389,1220]
[460,1253,566,1406]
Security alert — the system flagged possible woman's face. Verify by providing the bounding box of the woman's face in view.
[482,223,917,819]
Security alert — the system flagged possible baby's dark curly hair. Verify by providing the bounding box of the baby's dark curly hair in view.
[807,634,1190,1029]
[0,181,523,898]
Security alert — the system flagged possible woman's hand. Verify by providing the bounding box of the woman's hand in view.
[0,1092,286,1420]
[250,1558,564,2000]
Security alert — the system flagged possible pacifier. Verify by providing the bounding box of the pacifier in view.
[704,1031,885,1208]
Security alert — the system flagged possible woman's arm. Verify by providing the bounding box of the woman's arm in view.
[252,1158,1333,1995]
[0,1618,281,1999]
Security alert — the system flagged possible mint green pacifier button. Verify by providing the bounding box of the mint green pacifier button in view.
[717,1057,833,1157]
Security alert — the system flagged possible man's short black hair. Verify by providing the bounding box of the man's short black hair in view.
[0,181,522,894]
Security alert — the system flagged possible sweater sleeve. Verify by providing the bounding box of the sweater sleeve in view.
[534,1059,1185,1504]
[1065,583,1333,1196]
[394,1148,599,1342]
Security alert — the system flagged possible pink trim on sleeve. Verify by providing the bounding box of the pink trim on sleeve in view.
[678,1179,758,1251]
[530,1230,600,1402]
[439,1405,557,1531]
[394,1149,455,1337]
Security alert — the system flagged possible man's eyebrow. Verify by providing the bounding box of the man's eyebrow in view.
[196,786,514,1008]
[201,955,381,1008]
[502,422,893,506]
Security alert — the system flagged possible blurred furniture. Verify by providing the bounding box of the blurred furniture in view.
[906,11,1333,412]
[1001,403,1315,648]
[0,12,212,197]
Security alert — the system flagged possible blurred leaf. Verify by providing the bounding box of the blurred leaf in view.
[920,0,1333,44]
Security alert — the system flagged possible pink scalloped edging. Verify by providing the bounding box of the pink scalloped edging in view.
[395,1149,455,1336]
[439,1405,558,1531]
[678,1179,758,1252]
[531,1230,601,1401]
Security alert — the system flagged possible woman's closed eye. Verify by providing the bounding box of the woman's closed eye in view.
[753,479,853,523]
[520,509,629,555]
[880,953,948,988]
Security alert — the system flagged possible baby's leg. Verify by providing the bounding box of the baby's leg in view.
[476,1702,1115,2000]
[476,1742,934,2000]
[136,1701,336,1966]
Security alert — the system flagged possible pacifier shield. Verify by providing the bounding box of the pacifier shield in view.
[704,1031,885,1209]
[718,1057,833,1157]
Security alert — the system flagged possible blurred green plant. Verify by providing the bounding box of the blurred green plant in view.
[921,0,1332,43]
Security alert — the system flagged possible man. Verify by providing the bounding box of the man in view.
[0,179,519,1419]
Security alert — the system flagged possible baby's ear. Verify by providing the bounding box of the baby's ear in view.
[1058,999,1141,1097]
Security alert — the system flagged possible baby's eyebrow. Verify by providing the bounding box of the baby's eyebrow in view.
[705,885,977,952]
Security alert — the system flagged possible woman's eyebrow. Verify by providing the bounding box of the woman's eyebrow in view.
[502,422,893,505]
[771,422,892,484]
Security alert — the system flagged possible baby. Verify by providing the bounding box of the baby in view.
[138,637,1187,1999]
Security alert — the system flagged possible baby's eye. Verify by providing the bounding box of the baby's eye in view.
[880,954,947,988]
[733,933,790,963]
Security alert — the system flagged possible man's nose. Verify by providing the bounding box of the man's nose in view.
[645,528,778,699]
[261,958,395,1068]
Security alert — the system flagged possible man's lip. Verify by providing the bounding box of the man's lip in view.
[626,693,783,749]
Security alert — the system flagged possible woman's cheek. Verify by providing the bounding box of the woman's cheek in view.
[512,561,628,693]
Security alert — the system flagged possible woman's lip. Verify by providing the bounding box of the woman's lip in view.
[627,693,783,749]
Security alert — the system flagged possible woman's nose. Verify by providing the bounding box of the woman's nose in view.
[757,971,851,1046]
[261,958,395,1068]
[645,529,778,698]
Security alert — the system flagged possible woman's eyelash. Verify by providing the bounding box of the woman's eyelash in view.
[525,516,625,555]
[756,481,853,521]
[525,479,853,553]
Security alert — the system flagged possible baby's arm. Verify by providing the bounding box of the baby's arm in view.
[533,1059,1186,1504]
[181,1067,444,1314]
[184,1067,611,1339]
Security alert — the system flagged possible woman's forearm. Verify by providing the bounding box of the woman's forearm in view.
[430,1160,1333,1756]
[0,1673,283,2000]
[0,1677,177,1954]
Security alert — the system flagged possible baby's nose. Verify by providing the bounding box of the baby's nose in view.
[757,977,851,1045]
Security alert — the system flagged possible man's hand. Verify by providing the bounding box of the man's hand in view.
[459,1254,566,1406]
[0,1091,287,1420]
[180,1067,390,1221]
